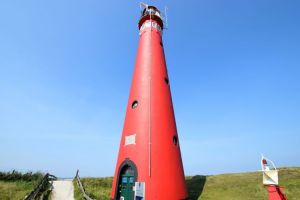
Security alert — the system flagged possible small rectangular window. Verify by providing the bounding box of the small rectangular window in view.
[129,177,134,183]
[122,177,127,183]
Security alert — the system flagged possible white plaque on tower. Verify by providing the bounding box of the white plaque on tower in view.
[125,134,136,146]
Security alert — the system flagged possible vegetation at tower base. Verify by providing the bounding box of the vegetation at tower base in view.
[0,170,46,200]
[72,167,300,200]
[73,177,113,200]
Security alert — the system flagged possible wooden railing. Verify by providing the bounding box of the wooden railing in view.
[23,173,57,200]
[75,170,96,200]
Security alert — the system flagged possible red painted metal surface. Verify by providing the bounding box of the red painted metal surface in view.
[110,5,188,200]
[266,185,288,200]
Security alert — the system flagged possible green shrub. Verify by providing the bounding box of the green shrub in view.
[0,170,43,182]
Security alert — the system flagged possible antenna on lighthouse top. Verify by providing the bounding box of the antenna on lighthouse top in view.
[140,2,148,10]
[163,6,169,30]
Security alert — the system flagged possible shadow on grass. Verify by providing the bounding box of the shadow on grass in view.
[186,175,206,200]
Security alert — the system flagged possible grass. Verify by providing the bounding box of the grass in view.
[73,167,300,200]
[0,171,52,200]
[198,167,300,200]
[73,177,113,200]
[0,180,38,200]
[0,171,44,200]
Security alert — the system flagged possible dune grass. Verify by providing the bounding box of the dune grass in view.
[73,177,113,200]
[0,180,38,200]
[0,171,44,200]
[73,167,300,200]
[199,167,300,200]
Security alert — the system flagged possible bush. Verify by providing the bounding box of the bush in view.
[0,171,44,182]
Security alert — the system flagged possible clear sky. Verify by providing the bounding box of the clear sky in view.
[0,0,299,177]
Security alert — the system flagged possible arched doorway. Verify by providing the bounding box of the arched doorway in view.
[116,160,137,200]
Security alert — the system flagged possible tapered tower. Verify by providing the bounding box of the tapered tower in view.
[111,4,188,200]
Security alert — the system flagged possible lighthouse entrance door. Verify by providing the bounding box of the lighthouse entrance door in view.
[117,164,136,200]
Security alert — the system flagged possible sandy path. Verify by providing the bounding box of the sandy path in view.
[52,180,75,200]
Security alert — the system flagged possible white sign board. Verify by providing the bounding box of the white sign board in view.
[135,182,145,200]
[125,134,136,146]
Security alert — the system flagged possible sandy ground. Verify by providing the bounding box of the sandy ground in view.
[52,180,75,200]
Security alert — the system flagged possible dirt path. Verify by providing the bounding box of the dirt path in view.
[52,180,75,200]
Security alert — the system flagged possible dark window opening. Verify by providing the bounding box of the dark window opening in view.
[173,136,178,145]
[164,77,169,85]
[131,100,138,109]
[160,41,163,47]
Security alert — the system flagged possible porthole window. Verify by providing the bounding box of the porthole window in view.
[131,100,138,109]
[164,77,169,85]
[173,136,178,146]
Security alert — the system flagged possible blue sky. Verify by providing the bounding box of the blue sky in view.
[0,0,299,177]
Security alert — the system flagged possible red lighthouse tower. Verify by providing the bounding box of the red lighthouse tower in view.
[111,4,188,200]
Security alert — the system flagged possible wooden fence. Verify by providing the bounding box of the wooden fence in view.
[75,170,96,200]
[23,173,57,200]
